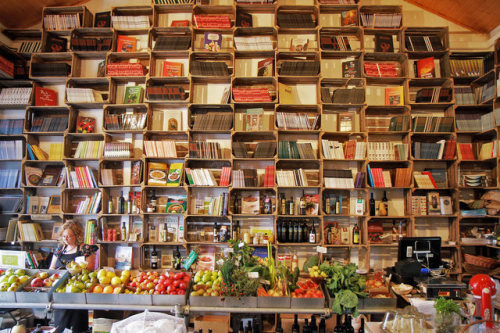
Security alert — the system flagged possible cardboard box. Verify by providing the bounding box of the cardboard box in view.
[93,318,118,333]
[281,314,335,332]
[194,314,230,333]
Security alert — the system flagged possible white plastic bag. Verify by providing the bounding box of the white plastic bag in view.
[110,310,186,333]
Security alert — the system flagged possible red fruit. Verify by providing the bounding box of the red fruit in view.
[31,278,43,288]
[169,290,177,295]
[137,276,144,283]
[168,272,175,278]
[183,276,191,284]
[174,273,184,280]
[159,275,166,280]
[167,285,176,293]
[165,279,173,287]
[155,283,165,292]
[153,279,159,284]
[172,280,181,288]
[178,282,187,290]
[177,289,186,295]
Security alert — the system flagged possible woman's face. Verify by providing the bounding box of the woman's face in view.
[62,229,77,246]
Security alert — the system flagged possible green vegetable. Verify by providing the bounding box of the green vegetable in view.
[303,255,319,272]
[434,297,461,315]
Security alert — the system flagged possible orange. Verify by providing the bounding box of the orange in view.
[93,285,103,294]
[103,286,113,294]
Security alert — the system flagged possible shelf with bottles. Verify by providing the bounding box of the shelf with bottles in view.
[231,216,273,247]
[322,189,365,216]
[185,159,231,187]
[185,216,230,244]
[103,104,148,133]
[23,106,69,136]
[321,133,366,160]
[111,6,153,32]
[363,28,402,54]
[99,214,143,243]
[193,29,234,53]
[189,103,232,132]
[29,53,73,82]
[105,52,150,79]
[276,216,321,245]
[191,76,231,104]
[142,243,186,271]
[192,4,235,30]
[150,51,190,78]
[64,78,110,108]
[367,188,407,218]
[142,187,187,215]
[69,28,113,56]
[277,188,320,216]
[407,79,454,107]
[154,4,194,28]
[232,131,276,159]
[367,218,407,246]
[3,29,43,59]
[230,188,275,215]
[323,218,362,246]
[323,159,364,189]
[42,6,93,34]
[188,186,229,216]
[145,77,190,103]
[274,104,319,132]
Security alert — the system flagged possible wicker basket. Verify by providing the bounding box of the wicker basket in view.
[463,253,500,269]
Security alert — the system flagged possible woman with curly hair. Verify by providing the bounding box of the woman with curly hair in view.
[49,221,98,333]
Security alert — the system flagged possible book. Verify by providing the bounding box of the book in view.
[25,166,43,186]
[45,35,67,53]
[35,87,57,106]
[148,162,169,186]
[375,34,394,52]
[241,191,260,215]
[236,12,253,27]
[203,32,223,52]
[47,195,61,214]
[416,57,435,78]
[171,20,190,27]
[341,9,357,26]
[245,108,264,131]
[342,60,359,78]
[279,83,295,104]
[257,58,273,77]
[123,86,143,104]
[115,246,132,270]
[116,35,137,52]
[76,116,96,133]
[167,162,183,186]
[385,86,404,105]
[40,166,63,186]
[165,196,187,213]
[162,61,183,77]
[94,11,111,27]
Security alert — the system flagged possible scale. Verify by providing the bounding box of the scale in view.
[416,277,467,300]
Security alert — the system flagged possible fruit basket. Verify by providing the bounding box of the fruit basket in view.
[291,279,325,309]
[0,268,36,303]
[16,270,66,303]
[189,269,225,307]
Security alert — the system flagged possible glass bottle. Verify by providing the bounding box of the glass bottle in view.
[310,315,318,333]
[213,221,219,242]
[318,317,326,333]
[263,195,272,214]
[358,318,365,333]
[369,192,375,216]
[292,315,300,333]
[173,246,181,269]
[276,315,284,333]
[289,196,295,215]
[309,221,316,243]
[294,221,299,242]
[298,221,303,242]
[353,223,360,244]
[277,220,282,242]
[281,194,287,215]
[300,192,306,215]
[324,194,331,214]
[150,246,158,269]
[238,321,244,333]
[303,318,310,333]
[118,191,125,214]
[379,191,388,216]
[302,220,308,242]
[334,315,343,333]
[344,315,354,333]
[121,222,127,241]
[233,221,240,240]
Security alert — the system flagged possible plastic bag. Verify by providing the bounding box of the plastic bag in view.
[110,310,186,333]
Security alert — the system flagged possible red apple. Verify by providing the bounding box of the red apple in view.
[31,278,43,288]
[43,278,53,287]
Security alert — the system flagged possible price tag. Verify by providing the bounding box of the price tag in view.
[316,246,327,254]
[248,272,259,279]
[216,259,224,266]
[239,241,244,248]
[226,247,234,253]
[75,256,86,264]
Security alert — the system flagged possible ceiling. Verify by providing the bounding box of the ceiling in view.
[405,0,500,34]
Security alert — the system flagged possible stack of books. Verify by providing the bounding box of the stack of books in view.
[44,14,82,30]
[66,166,98,188]
[0,87,32,104]
[111,16,150,30]
[73,141,104,159]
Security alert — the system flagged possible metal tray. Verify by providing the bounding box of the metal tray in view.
[86,291,122,304]
[117,292,153,306]
[189,295,224,307]
[291,284,326,309]
[53,290,87,304]
[359,296,397,309]
[257,296,291,308]
[152,293,188,306]
[16,270,67,303]
[0,268,38,303]
[223,296,258,308]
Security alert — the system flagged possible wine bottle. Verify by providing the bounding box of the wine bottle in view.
[150,246,158,269]
[233,221,239,240]
[324,194,331,214]
[318,317,326,333]
[238,321,244,333]
[298,221,303,242]
[121,222,127,241]
[263,195,272,214]
[379,191,388,216]
[276,315,284,333]
[302,220,308,242]
[208,329,213,333]
[334,315,343,333]
[300,192,306,215]
[281,194,287,215]
[344,316,354,333]
[289,196,295,215]
[310,315,318,333]
[309,221,316,244]
[292,314,300,333]
[254,322,260,333]
[353,223,360,244]
[369,193,375,216]
[247,321,253,333]
[286,221,291,242]
[234,193,240,214]
[294,222,299,242]
[173,246,181,269]
[118,191,125,214]
[303,318,310,333]
[358,318,365,333]
[277,220,282,242]
[213,221,219,242]
[127,192,133,213]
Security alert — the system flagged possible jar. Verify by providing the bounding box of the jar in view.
[243,232,251,244]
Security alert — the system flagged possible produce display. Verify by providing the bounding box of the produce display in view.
[125,271,190,295]
[190,270,222,296]
[291,279,323,298]
[55,268,96,293]
[0,268,30,291]
[29,271,61,289]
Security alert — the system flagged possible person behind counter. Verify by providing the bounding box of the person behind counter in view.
[49,221,98,333]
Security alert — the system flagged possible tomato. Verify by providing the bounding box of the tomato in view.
[137,276,144,283]
[155,283,165,292]
[183,276,191,284]
[165,279,173,287]
[174,272,184,280]
[159,275,166,280]
[177,289,186,295]
[167,285,176,293]
[172,280,181,288]
[168,272,175,278]
[169,290,177,295]
[313,290,323,298]
[178,282,187,290]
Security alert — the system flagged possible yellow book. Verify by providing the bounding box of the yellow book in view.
[49,143,63,160]
[167,162,183,186]
[479,142,494,160]
[278,83,295,104]
[32,145,48,160]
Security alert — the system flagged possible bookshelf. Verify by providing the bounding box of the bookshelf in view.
[0,1,497,277]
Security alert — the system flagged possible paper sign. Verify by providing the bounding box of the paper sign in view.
[248,272,259,278]
[316,246,327,254]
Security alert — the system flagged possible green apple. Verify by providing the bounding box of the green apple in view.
[5,269,14,276]
[7,275,18,284]
[0,275,9,283]
[15,269,25,276]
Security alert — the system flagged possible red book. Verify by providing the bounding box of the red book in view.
[171,20,190,27]
[416,57,435,78]
[35,87,58,106]
[444,140,456,159]
[421,171,438,188]
[116,35,137,53]
[163,61,183,77]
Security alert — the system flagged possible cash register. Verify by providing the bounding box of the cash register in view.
[390,237,467,299]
